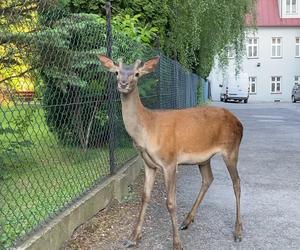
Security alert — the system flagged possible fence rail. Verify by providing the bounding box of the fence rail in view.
[0,2,205,248]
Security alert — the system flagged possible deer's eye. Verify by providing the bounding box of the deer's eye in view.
[135,72,139,77]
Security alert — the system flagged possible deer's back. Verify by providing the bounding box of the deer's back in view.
[146,106,243,165]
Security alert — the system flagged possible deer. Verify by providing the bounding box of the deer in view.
[98,55,244,250]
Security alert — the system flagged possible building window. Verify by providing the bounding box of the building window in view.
[249,77,257,94]
[271,76,281,93]
[286,0,297,14]
[247,38,258,58]
[271,37,282,58]
[296,37,300,57]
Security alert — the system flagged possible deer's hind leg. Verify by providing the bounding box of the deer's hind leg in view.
[180,161,214,230]
[222,148,243,241]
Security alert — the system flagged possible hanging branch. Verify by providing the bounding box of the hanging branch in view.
[0,67,34,85]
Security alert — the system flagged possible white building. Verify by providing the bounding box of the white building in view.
[209,0,300,102]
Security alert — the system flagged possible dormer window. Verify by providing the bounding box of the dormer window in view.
[286,0,297,14]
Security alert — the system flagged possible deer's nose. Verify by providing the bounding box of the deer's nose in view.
[119,81,128,88]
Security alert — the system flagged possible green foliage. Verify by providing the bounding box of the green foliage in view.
[63,0,255,77]
[0,107,36,180]
[65,0,169,47]
[0,2,153,150]
[35,11,110,148]
[0,0,254,149]
[32,7,156,148]
[113,0,169,47]
[65,0,107,13]
[166,0,255,77]
[196,78,205,105]
[112,14,158,45]
[0,0,38,93]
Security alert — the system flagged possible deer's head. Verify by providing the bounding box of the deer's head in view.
[98,55,160,94]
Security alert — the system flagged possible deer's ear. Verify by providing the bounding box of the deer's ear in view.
[98,55,118,72]
[139,56,160,76]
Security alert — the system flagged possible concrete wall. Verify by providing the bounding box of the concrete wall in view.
[209,27,300,102]
[15,156,143,250]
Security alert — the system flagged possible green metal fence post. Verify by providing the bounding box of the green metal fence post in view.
[105,1,116,174]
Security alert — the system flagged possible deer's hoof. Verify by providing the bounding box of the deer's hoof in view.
[179,223,188,230]
[234,223,243,242]
[233,233,242,242]
[173,242,183,250]
[123,239,137,248]
[179,217,194,230]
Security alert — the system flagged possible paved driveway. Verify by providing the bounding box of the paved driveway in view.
[176,102,300,249]
[64,102,300,250]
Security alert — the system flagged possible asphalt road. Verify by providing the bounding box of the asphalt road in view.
[177,102,300,250]
[64,102,300,250]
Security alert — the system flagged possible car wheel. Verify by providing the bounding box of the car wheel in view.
[244,99,248,103]
[224,98,228,102]
[220,96,223,102]
[292,95,296,103]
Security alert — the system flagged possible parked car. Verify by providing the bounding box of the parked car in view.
[292,83,300,103]
[219,73,249,103]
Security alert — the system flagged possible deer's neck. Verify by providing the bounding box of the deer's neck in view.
[120,88,150,146]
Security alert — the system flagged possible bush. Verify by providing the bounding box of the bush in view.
[35,11,109,148]
[35,7,157,148]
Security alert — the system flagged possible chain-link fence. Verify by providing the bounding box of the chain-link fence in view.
[0,1,205,248]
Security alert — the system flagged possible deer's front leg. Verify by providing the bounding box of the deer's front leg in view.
[163,166,182,250]
[124,164,157,248]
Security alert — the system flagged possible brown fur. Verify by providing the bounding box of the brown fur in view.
[146,106,243,164]
[98,55,244,250]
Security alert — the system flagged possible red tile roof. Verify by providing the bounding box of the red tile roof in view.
[247,0,300,27]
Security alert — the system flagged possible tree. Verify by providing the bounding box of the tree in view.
[1,0,158,149]
[0,0,38,93]
[65,0,169,47]
[36,4,157,149]
[61,0,255,77]
[0,0,43,180]
[0,0,255,149]
[166,0,256,77]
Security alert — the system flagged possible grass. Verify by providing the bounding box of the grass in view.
[0,104,136,248]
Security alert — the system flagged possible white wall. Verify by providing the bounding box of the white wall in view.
[209,27,300,102]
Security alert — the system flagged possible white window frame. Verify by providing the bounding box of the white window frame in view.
[271,37,282,58]
[270,76,282,94]
[296,37,300,57]
[286,0,297,15]
[249,77,257,94]
[247,38,259,58]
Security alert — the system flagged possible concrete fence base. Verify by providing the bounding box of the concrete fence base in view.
[16,156,143,250]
